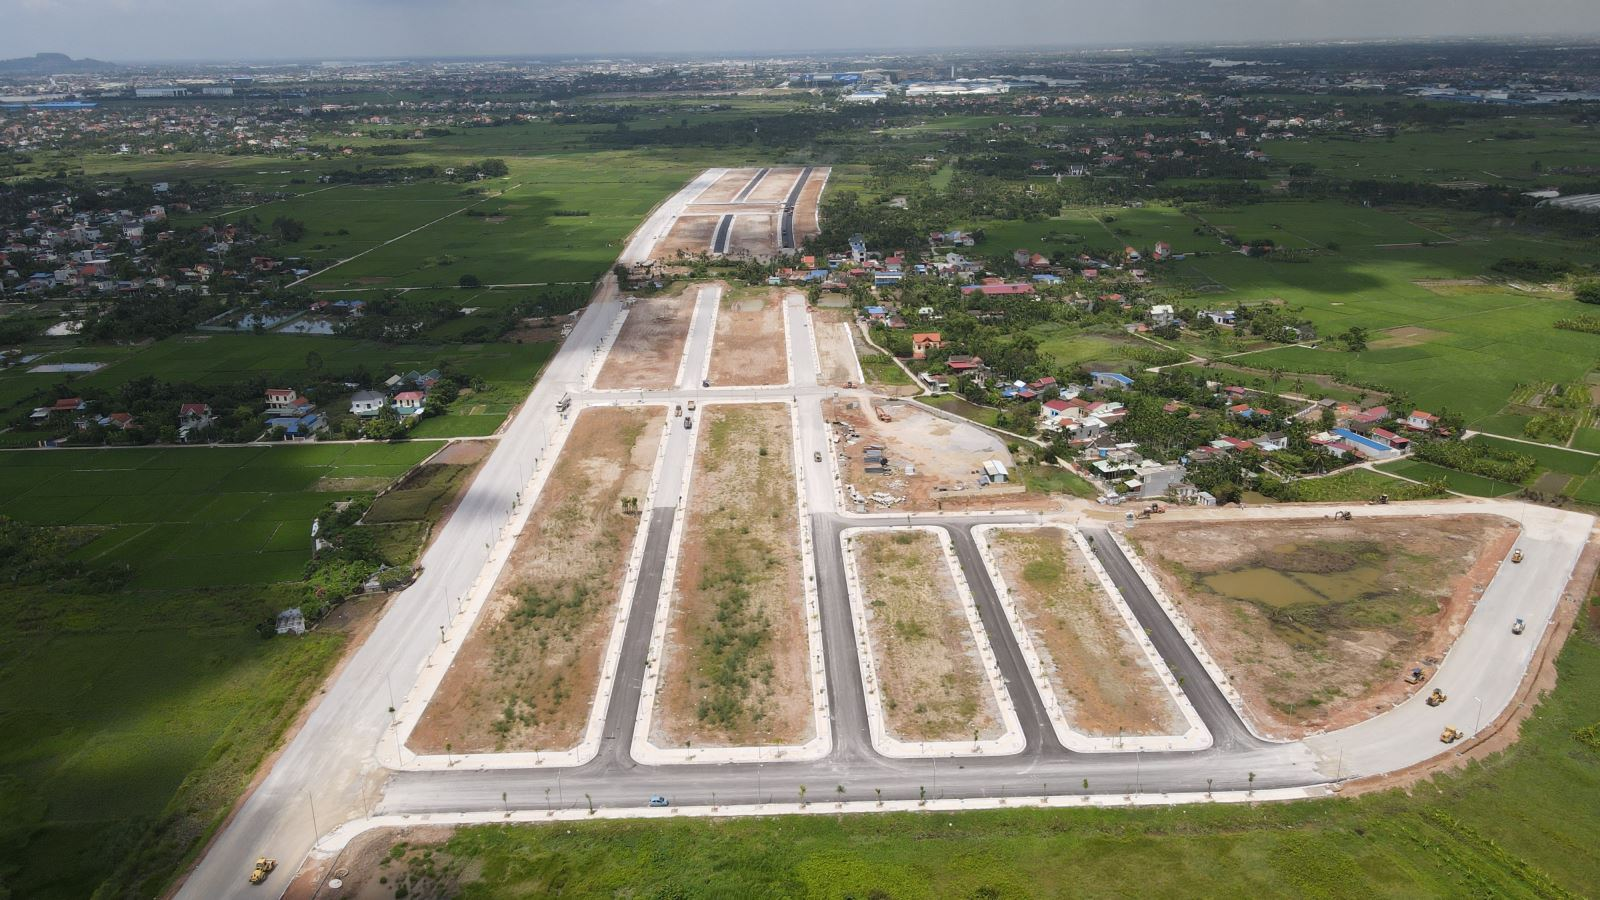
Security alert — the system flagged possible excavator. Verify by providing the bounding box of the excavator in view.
[1426,688,1447,707]
[249,857,277,885]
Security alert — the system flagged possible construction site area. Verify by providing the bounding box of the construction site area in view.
[986,526,1188,738]
[826,397,1029,512]
[653,403,814,749]
[409,407,664,754]
[1126,514,1521,739]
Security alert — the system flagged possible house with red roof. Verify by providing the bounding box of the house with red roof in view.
[911,332,945,360]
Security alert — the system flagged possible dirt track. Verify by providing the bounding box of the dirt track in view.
[594,286,695,390]
[411,407,662,753]
[708,290,788,386]
[854,529,1002,742]
[656,403,811,747]
[1129,515,1518,739]
[989,527,1185,736]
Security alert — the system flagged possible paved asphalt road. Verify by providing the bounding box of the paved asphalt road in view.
[181,168,1592,897]
[779,165,813,250]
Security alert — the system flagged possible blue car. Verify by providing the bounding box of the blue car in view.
[648,795,670,807]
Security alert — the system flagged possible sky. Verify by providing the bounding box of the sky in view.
[5,0,1600,63]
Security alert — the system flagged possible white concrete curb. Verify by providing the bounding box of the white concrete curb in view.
[631,399,832,764]
[1106,530,1281,744]
[973,524,1210,753]
[839,525,1026,758]
[313,784,1327,856]
[841,322,866,386]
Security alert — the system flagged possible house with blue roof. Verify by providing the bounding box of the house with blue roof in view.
[1091,371,1134,390]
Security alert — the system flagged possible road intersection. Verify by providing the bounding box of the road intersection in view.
[179,171,1595,897]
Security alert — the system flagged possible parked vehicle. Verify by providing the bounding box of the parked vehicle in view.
[1512,618,1526,635]
[814,451,822,462]
[684,417,693,430]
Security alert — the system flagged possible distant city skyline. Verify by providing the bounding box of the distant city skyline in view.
[5,0,1600,64]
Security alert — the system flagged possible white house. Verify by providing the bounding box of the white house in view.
[349,390,387,417]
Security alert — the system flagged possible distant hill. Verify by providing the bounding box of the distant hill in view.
[0,52,120,75]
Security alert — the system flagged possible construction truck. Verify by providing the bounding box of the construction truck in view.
[1512,549,1524,564]
[1426,688,1447,707]
[1404,667,1427,685]
[248,857,277,885]
[1440,727,1463,744]
[687,400,696,411]
[556,394,571,413]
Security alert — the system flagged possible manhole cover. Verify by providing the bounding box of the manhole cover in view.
[327,878,344,889]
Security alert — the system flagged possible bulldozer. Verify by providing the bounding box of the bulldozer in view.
[1440,727,1463,744]
[249,857,277,885]
[1426,688,1447,707]
[1404,667,1427,685]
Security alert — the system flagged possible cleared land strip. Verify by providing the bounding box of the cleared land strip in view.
[1127,515,1518,739]
[982,526,1193,744]
[814,310,863,386]
[410,406,664,754]
[652,403,813,748]
[593,286,696,390]
[847,527,1008,747]
[707,290,788,386]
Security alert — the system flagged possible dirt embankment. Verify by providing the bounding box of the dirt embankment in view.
[854,529,1002,742]
[594,285,696,390]
[1128,515,1518,739]
[656,403,811,747]
[990,527,1186,736]
[411,407,663,753]
[707,290,788,386]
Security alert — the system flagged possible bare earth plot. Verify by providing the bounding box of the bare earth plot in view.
[1128,515,1518,739]
[707,290,788,386]
[988,527,1185,736]
[746,167,802,203]
[594,285,696,390]
[656,403,811,747]
[694,168,760,204]
[826,398,1036,512]
[853,529,1003,742]
[812,308,861,387]
[656,215,720,258]
[411,407,663,753]
[793,169,827,244]
[727,215,779,257]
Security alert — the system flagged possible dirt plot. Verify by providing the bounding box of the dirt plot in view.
[1128,515,1518,739]
[655,214,720,258]
[989,527,1185,736]
[793,168,828,245]
[827,398,1034,512]
[813,308,861,386]
[656,403,811,747]
[594,285,696,390]
[707,290,788,386]
[411,407,663,753]
[694,168,762,204]
[746,167,803,203]
[853,529,1002,742]
[726,214,780,257]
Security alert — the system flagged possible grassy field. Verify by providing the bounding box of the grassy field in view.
[1015,463,1100,499]
[0,443,436,587]
[0,440,458,897]
[366,621,1600,897]
[1376,459,1523,498]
